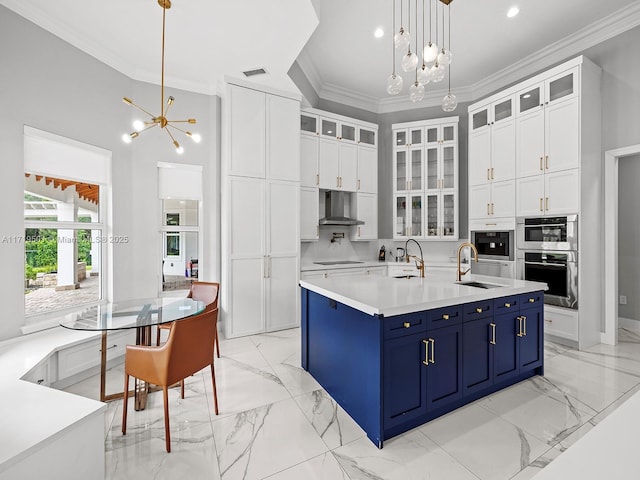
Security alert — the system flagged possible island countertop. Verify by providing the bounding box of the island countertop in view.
[299,273,547,317]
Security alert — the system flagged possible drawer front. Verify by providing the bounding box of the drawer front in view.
[544,306,578,340]
[427,305,461,329]
[493,295,520,315]
[384,312,428,339]
[519,291,544,309]
[463,300,494,321]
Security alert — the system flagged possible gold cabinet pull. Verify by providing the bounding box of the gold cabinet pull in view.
[504,302,511,308]
[491,203,495,215]
[529,297,535,303]
[476,307,483,314]
[517,316,524,337]
[316,173,319,185]
[429,338,435,364]
[442,314,450,320]
[522,315,527,336]
[422,339,430,366]
[539,198,544,212]
[357,226,361,237]
[403,322,411,328]
[487,204,490,216]
[491,168,494,180]
[540,156,543,171]
[336,176,340,187]
[487,168,490,180]
[490,322,496,345]
[545,155,549,170]
[358,179,361,190]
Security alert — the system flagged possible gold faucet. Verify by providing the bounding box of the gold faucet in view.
[407,255,425,278]
[456,242,478,282]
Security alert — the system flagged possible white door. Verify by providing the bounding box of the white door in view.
[267,94,299,182]
[491,180,516,218]
[516,175,545,217]
[491,120,516,182]
[545,169,579,215]
[545,98,579,173]
[229,86,266,178]
[339,142,358,191]
[300,187,319,241]
[318,138,339,189]
[516,109,545,178]
[300,135,319,188]
[469,183,492,220]
[357,146,377,193]
[352,193,377,240]
[227,176,266,337]
[469,128,491,186]
[266,180,299,331]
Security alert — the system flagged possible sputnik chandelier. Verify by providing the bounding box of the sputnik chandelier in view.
[387,0,457,112]
[122,0,200,154]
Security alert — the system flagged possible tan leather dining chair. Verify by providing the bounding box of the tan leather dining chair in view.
[157,281,220,358]
[122,308,219,452]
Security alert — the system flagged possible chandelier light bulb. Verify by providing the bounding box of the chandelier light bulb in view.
[423,42,439,64]
[442,92,458,112]
[402,51,419,72]
[122,133,132,144]
[430,62,445,83]
[417,65,431,85]
[132,119,145,131]
[394,27,411,49]
[409,81,425,103]
[386,73,404,95]
[437,48,452,66]
[188,132,202,143]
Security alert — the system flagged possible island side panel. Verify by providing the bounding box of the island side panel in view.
[302,289,384,447]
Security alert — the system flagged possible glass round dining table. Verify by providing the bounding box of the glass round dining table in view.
[60,297,205,409]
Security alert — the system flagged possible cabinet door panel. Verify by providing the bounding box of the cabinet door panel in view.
[300,136,319,188]
[266,255,299,331]
[229,177,265,256]
[519,306,543,371]
[545,169,579,215]
[383,333,428,428]
[357,147,377,193]
[462,318,493,395]
[339,142,358,191]
[469,129,491,186]
[229,86,266,178]
[426,324,463,411]
[516,175,545,217]
[469,184,492,220]
[267,95,299,181]
[268,181,298,255]
[493,313,519,383]
[492,180,515,218]
[491,120,516,182]
[545,98,579,173]
[352,193,377,240]
[300,187,319,241]
[318,138,339,188]
[229,257,265,336]
[516,110,545,178]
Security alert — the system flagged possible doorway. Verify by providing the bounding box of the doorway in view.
[604,144,640,345]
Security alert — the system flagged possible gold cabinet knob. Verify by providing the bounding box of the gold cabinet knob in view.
[403,322,411,328]
[504,303,511,308]
[529,298,535,303]
[442,314,450,320]
[476,307,483,313]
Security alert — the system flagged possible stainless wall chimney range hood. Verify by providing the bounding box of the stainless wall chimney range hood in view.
[319,191,364,226]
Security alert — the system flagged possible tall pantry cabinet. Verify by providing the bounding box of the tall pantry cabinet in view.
[222,82,301,338]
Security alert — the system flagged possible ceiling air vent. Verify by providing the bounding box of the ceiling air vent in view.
[243,68,268,77]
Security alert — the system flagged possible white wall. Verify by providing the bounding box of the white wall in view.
[0,6,220,340]
[618,154,640,321]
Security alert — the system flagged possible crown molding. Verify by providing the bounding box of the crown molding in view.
[299,1,640,114]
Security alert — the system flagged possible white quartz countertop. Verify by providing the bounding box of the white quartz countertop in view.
[300,273,547,317]
[301,258,457,272]
[0,327,106,473]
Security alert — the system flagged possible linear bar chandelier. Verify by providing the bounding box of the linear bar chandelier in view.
[121,0,200,154]
[387,0,457,111]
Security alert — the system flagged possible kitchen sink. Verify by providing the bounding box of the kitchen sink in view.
[313,260,364,265]
[458,281,503,289]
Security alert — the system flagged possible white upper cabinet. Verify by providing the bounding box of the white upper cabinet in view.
[267,94,300,182]
[228,86,266,178]
[392,117,459,240]
[357,147,377,193]
[300,135,319,188]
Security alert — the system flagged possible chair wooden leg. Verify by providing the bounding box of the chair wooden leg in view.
[122,373,129,435]
[210,364,219,415]
[163,386,171,453]
[156,326,161,346]
[180,379,185,399]
[215,331,220,358]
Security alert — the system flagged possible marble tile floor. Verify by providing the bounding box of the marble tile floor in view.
[62,327,640,480]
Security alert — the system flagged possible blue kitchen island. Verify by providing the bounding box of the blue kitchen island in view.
[300,273,546,448]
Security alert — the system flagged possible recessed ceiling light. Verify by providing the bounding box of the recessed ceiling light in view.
[374,27,384,38]
[507,6,520,18]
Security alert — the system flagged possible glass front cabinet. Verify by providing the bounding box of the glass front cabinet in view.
[393,117,459,240]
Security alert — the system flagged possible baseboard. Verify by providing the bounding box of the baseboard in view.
[619,317,640,332]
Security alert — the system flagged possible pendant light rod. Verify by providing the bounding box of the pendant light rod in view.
[392,0,396,73]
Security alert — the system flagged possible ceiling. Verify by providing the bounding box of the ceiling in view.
[2,0,640,113]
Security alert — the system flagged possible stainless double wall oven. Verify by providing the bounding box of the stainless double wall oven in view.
[516,215,578,309]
